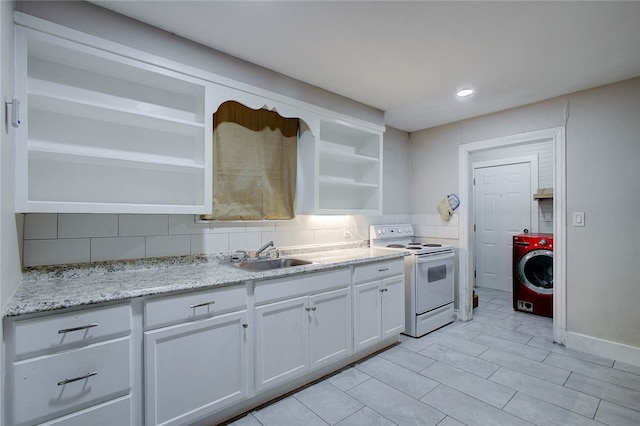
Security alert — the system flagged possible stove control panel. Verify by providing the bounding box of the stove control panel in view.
[370,224,415,239]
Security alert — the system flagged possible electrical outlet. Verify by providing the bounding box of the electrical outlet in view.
[344,227,352,238]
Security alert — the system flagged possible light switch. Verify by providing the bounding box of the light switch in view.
[572,212,585,227]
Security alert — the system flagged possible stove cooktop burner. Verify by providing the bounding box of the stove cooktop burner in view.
[386,243,440,249]
[396,242,443,248]
[377,242,452,255]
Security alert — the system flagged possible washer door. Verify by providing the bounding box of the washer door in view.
[517,249,553,294]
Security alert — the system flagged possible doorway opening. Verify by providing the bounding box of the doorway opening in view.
[473,156,538,293]
[457,127,566,344]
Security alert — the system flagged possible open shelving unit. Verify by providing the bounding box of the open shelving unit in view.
[297,119,383,215]
[15,27,212,213]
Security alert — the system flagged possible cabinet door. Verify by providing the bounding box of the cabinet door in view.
[144,311,248,426]
[381,275,405,338]
[309,287,352,369]
[254,296,309,392]
[353,281,382,351]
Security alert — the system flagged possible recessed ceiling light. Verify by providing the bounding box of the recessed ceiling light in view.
[457,89,474,97]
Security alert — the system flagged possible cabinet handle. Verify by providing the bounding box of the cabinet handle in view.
[57,371,98,386]
[378,268,389,272]
[379,288,388,293]
[242,323,249,329]
[189,300,215,309]
[305,307,311,312]
[58,323,98,334]
[311,307,317,311]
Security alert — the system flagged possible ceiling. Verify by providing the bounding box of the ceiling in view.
[91,1,640,132]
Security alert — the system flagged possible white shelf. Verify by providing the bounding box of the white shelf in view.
[319,176,379,189]
[28,140,205,172]
[319,147,380,165]
[28,93,204,137]
[29,78,202,125]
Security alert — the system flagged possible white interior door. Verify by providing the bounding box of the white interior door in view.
[474,161,532,292]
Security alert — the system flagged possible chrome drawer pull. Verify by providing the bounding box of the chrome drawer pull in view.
[58,323,98,334]
[189,300,216,309]
[378,268,389,272]
[57,371,98,386]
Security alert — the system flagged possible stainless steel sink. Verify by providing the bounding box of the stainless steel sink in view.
[232,258,314,271]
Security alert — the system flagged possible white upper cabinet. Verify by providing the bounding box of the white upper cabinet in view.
[14,26,212,213]
[297,119,383,215]
[13,14,384,215]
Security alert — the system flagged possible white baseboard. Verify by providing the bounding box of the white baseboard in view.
[565,331,640,367]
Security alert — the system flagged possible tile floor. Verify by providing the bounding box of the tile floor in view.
[228,287,640,426]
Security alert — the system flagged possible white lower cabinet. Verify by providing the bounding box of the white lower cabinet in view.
[4,259,405,426]
[143,287,248,426]
[353,259,405,351]
[5,304,132,426]
[254,269,352,392]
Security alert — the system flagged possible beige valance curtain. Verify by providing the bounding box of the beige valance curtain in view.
[201,101,298,220]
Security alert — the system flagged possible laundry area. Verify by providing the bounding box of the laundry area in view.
[471,141,555,319]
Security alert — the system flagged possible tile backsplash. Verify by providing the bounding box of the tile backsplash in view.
[22,213,459,267]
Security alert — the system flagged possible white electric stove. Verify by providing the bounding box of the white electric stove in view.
[370,224,455,337]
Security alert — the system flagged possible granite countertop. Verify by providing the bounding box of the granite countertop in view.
[4,247,406,318]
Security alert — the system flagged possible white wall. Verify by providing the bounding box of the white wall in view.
[1,0,22,308]
[410,78,640,351]
[565,79,640,348]
[382,127,411,215]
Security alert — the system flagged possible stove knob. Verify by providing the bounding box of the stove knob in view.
[540,239,547,246]
[397,229,403,234]
[381,229,386,235]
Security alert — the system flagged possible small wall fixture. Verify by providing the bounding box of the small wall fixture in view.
[5,97,21,129]
[456,89,474,97]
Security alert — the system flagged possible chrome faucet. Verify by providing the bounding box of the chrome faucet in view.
[255,240,275,258]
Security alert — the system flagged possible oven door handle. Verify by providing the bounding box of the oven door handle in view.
[416,251,455,263]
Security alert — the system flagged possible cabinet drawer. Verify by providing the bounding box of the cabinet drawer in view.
[145,285,246,330]
[353,259,404,284]
[254,268,350,305]
[11,337,130,426]
[11,304,131,358]
[39,396,131,426]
